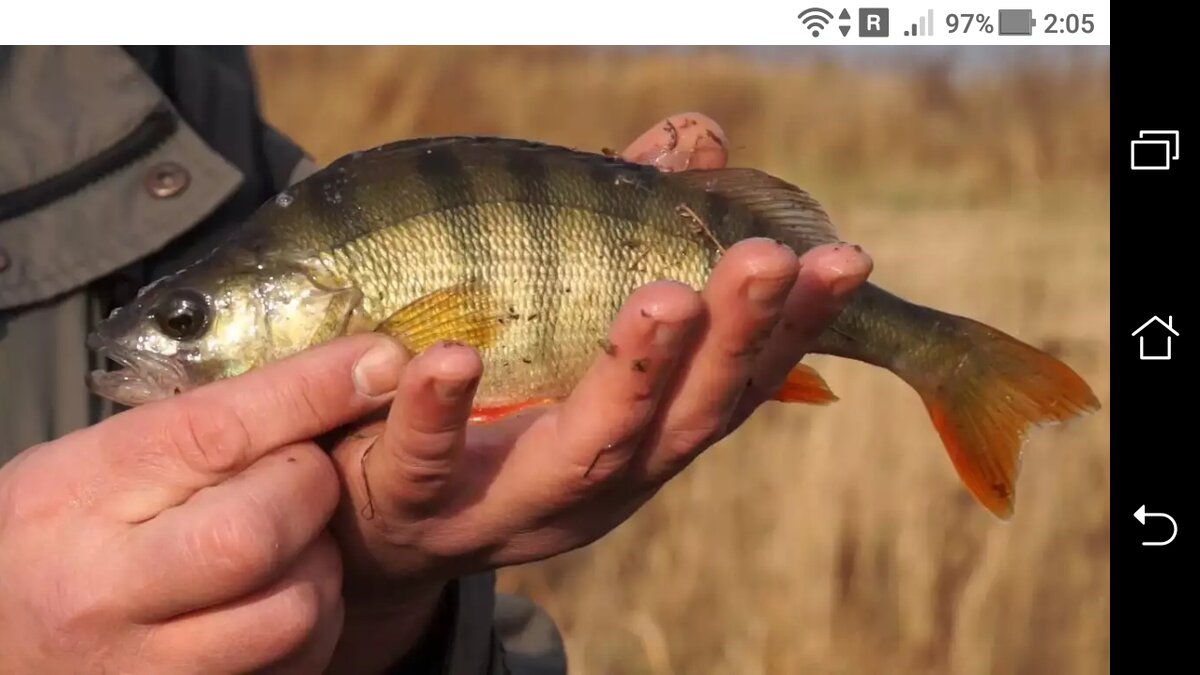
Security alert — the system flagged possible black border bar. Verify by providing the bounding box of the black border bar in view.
[1113,25,1191,673]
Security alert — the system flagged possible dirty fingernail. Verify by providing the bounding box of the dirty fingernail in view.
[353,340,406,397]
[746,275,793,305]
[818,244,874,297]
[433,376,474,403]
[654,320,683,348]
[831,274,864,297]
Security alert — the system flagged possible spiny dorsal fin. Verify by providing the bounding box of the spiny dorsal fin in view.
[341,135,622,170]
[667,168,841,248]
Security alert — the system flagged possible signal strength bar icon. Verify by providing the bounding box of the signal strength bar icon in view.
[904,9,935,36]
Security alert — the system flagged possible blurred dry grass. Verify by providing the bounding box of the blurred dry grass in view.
[250,46,1110,675]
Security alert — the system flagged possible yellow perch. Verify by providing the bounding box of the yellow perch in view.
[86,136,1101,519]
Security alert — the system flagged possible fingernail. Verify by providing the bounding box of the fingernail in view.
[434,377,473,403]
[746,275,792,305]
[654,321,682,348]
[818,243,873,298]
[353,341,405,397]
[830,275,862,297]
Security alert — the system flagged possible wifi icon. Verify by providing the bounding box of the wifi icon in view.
[798,7,834,37]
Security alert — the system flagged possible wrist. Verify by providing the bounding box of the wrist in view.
[325,580,451,675]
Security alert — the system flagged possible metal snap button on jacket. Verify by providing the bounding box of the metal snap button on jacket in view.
[144,162,190,198]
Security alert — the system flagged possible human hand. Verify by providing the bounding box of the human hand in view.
[322,113,875,671]
[0,335,405,674]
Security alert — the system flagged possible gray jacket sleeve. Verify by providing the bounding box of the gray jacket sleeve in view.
[0,45,565,675]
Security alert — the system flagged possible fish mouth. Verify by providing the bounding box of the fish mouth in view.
[86,333,191,407]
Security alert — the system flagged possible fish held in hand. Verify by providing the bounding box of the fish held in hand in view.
[86,136,1100,519]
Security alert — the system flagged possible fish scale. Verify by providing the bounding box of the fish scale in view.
[86,135,1101,520]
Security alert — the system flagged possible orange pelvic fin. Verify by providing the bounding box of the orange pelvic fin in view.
[917,318,1101,520]
[469,397,558,424]
[770,363,838,405]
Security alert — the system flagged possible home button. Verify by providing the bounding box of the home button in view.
[1132,315,1178,361]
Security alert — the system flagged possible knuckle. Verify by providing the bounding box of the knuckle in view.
[240,536,341,665]
[574,454,627,490]
[281,370,336,432]
[267,582,323,656]
[186,507,280,582]
[0,454,56,524]
[286,443,341,514]
[418,527,483,562]
[28,569,115,649]
[395,447,455,489]
[565,439,639,493]
[661,421,726,462]
[716,330,768,363]
[601,400,658,444]
[169,403,253,475]
[408,409,467,437]
[312,537,344,609]
[619,373,658,403]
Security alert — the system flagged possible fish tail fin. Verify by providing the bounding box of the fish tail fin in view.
[912,313,1101,520]
[771,363,839,405]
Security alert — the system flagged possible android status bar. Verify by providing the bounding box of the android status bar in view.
[790,2,1107,44]
[1,1,1111,45]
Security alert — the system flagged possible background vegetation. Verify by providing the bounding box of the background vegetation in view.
[250,46,1110,675]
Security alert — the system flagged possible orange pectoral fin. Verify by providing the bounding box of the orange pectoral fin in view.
[771,363,838,405]
[375,282,505,354]
[469,398,558,424]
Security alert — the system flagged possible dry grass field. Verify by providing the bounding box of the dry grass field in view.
[249,46,1110,675]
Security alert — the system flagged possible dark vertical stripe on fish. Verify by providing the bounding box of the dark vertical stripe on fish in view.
[586,155,647,226]
[414,144,473,210]
[576,156,648,309]
[505,147,561,365]
[703,190,731,248]
[416,141,491,296]
[505,146,552,198]
[629,162,664,222]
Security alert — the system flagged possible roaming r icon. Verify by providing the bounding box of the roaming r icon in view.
[859,8,889,37]
[1131,130,1180,170]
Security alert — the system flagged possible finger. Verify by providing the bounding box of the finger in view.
[729,242,873,430]
[143,533,343,675]
[94,334,409,517]
[544,280,703,484]
[634,238,798,481]
[112,442,339,621]
[257,575,346,675]
[362,341,482,518]
[620,112,729,171]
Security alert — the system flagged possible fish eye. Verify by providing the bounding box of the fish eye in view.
[152,289,210,341]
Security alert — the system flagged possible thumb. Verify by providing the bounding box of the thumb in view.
[620,112,729,171]
[98,333,411,480]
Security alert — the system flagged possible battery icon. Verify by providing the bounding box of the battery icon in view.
[997,9,1036,35]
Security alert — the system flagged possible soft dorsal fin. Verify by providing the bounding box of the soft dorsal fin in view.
[667,168,841,248]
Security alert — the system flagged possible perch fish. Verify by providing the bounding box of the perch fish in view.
[86,136,1101,519]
